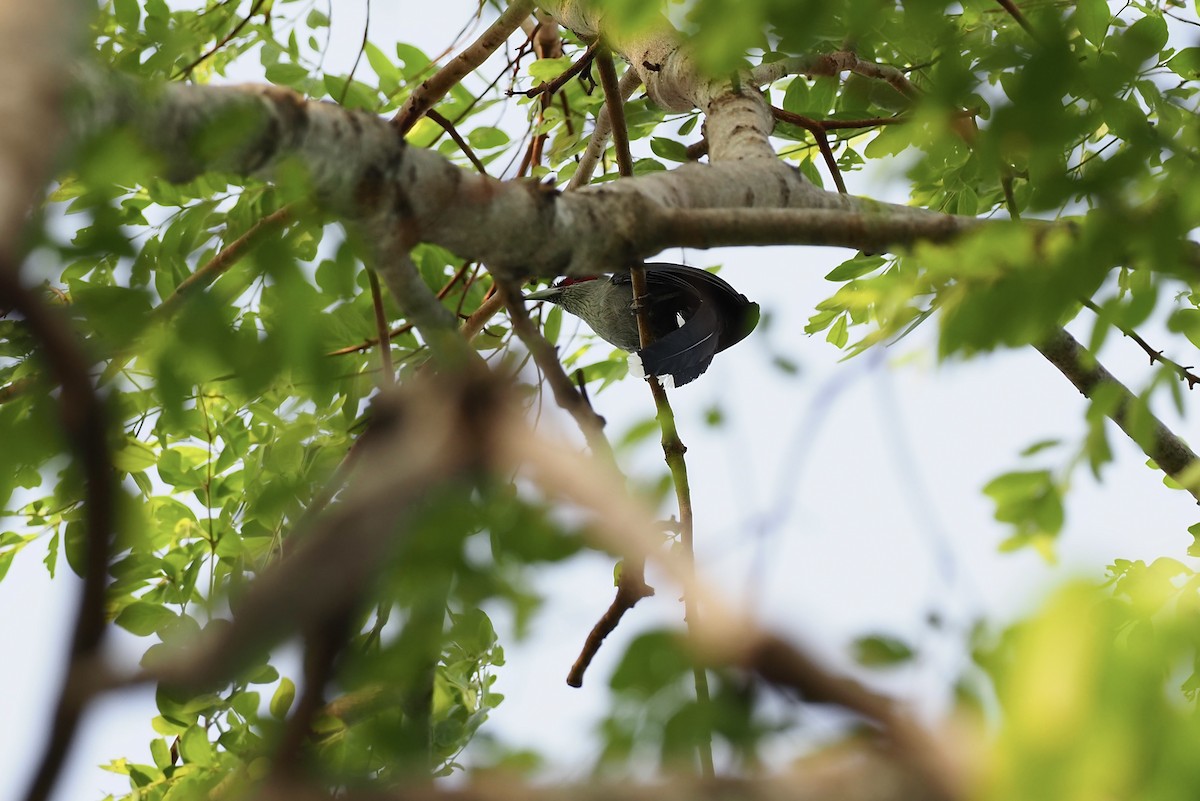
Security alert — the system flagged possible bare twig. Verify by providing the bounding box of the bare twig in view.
[595,49,634,178]
[567,68,641,189]
[497,280,612,457]
[366,268,395,383]
[1081,299,1200,389]
[771,106,848,195]
[509,40,600,98]
[426,108,489,174]
[327,262,476,357]
[994,0,1038,37]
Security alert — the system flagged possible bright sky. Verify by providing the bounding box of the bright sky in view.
[5,2,1198,799]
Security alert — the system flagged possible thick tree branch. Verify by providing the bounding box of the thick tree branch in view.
[88,78,997,279]
[1035,327,1200,502]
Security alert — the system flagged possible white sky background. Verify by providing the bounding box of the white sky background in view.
[5,2,1200,798]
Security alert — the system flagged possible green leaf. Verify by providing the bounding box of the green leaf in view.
[467,127,510,150]
[650,137,689,162]
[179,725,214,767]
[365,41,401,86]
[113,0,140,30]
[265,63,310,87]
[826,314,848,348]
[825,254,885,282]
[1168,47,1200,80]
[1113,14,1168,68]
[270,677,296,719]
[115,602,178,637]
[852,634,915,667]
[113,438,158,473]
[1074,0,1110,46]
[610,630,691,698]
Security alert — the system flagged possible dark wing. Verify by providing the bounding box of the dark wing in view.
[611,263,760,386]
[637,298,721,386]
[641,263,760,353]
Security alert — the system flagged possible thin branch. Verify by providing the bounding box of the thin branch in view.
[595,63,709,760]
[496,280,612,457]
[771,106,847,195]
[4,262,116,801]
[174,0,268,79]
[566,566,655,687]
[994,0,1038,37]
[157,206,292,320]
[339,0,371,105]
[749,52,920,100]
[509,40,600,98]
[646,207,979,254]
[1081,299,1200,389]
[1035,327,1200,502]
[392,0,536,134]
[459,290,505,341]
[371,249,476,367]
[327,262,476,357]
[366,268,395,384]
[567,68,641,190]
[595,49,634,179]
[426,109,489,175]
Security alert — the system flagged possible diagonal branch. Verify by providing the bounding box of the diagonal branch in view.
[392,0,536,134]
[1035,327,1200,502]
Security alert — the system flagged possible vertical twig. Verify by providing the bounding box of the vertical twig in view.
[366,269,395,384]
[596,55,714,777]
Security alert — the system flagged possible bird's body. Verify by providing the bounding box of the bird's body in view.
[525,263,759,387]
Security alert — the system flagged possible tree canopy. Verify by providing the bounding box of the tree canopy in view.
[4,1,1200,800]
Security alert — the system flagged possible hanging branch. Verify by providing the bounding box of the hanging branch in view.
[5,261,117,801]
[596,46,713,777]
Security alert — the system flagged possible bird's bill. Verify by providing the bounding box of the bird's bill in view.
[523,287,562,301]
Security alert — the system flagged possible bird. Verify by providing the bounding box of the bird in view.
[524,263,759,387]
